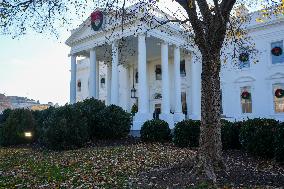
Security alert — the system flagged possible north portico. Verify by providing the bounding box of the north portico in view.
[65,3,202,130]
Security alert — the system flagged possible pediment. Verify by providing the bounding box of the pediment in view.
[66,19,100,46]
[267,72,284,80]
[234,76,256,83]
[66,9,109,46]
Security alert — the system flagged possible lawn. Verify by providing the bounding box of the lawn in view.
[1,143,284,188]
[0,143,194,188]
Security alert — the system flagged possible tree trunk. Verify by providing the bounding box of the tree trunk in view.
[196,53,224,182]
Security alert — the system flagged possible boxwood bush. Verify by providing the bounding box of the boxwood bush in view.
[240,118,279,158]
[95,105,131,139]
[275,123,284,162]
[75,98,106,139]
[40,104,89,150]
[173,120,200,147]
[0,109,12,125]
[0,109,36,146]
[221,120,242,150]
[140,119,171,142]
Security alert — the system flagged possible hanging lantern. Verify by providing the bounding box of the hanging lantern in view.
[131,87,137,98]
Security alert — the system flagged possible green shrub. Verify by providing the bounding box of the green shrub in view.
[33,107,57,145]
[240,118,279,158]
[173,120,200,147]
[75,98,106,139]
[41,104,89,150]
[275,123,284,162]
[221,120,242,150]
[131,104,138,116]
[140,119,171,142]
[0,109,12,125]
[0,109,36,146]
[95,105,131,139]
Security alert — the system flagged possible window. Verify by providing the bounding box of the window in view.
[181,92,187,115]
[239,52,250,69]
[273,84,284,113]
[240,86,252,113]
[77,80,82,92]
[155,65,162,80]
[180,60,186,77]
[100,77,105,88]
[271,41,284,64]
[135,70,138,83]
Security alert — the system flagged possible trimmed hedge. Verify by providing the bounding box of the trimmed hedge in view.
[40,104,89,150]
[0,109,12,125]
[173,120,200,147]
[275,123,284,162]
[140,119,171,142]
[95,105,131,139]
[75,98,106,139]
[0,109,36,146]
[240,118,279,158]
[221,120,242,150]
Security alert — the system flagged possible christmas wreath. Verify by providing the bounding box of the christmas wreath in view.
[271,47,283,56]
[275,89,284,98]
[241,91,251,100]
[239,52,249,62]
[90,11,104,31]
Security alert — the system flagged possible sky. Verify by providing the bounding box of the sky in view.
[0,34,70,105]
[0,0,263,105]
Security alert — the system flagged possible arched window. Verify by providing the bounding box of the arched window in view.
[77,80,82,92]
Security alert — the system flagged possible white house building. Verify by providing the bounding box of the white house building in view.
[65,3,284,130]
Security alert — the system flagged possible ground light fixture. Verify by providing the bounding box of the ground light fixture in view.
[24,132,32,138]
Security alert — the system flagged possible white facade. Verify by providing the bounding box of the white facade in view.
[66,3,284,130]
[221,11,284,121]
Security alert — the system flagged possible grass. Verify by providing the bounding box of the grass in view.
[0,143,194,188]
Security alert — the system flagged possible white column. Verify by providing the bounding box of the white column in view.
[89,48,97,98]
[70,55,77,104]
[133,34,151,130]
[106,64,112,105]
[191,53,201,120]
[174,46,185,122]
[174,46,182,113]
[138,35,149,113]
[96,60,100,99]
[161,42,170,114]
[111,41,119,105]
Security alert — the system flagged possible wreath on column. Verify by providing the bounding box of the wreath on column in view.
[241,91,251,100]
[239,52,249,62]
[275,89,284,98]
[90,11,104,31]
[271,47,283,56]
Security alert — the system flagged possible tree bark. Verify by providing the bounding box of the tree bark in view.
[195,53,224,182]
